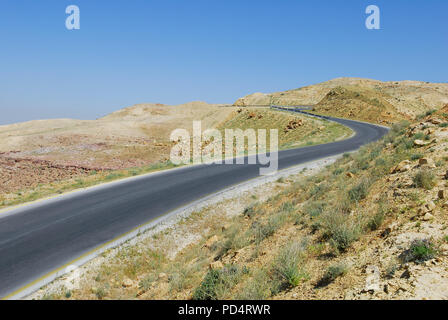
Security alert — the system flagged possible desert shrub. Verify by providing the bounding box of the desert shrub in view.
[193,265,248,300]
[243,203,259,218]
[252,213,286,244]
[309,182,330,198]
[367,212,385,231]
[237,270,271,300]
[317,263,348,287]
[321,212,361,252]
[412,132,426,140]
[413,170,436,190]
[217,225,251,258]
[389,121,410,137]
[139,274,157,291]
[411,153,424,160]
[367,203,388,231]
[348,177,373,202]
[303,200,326,218]
[271,242,308,292]
[94,287,107,299]
[333,167,344,175]
[280,201,295,214]
[356,158,370,171]
[168,259,206,292]
[400,239,437,263]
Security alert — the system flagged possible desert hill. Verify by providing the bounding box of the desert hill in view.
[0,101,233,170]
[234,78,448,124]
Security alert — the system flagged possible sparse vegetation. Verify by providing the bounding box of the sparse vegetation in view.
[317,263,348,287]
[413,170,436,190]
[34,96,448,301]
[270,242,309,292]
[192,265,248,300]
[400,239,438,264]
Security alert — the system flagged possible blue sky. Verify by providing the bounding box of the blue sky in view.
[0,0,447,125]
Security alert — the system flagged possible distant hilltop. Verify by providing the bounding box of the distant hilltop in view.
[234,77,448,124]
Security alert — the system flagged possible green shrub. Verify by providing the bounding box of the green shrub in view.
[280,201,295,213]
[321,212,361,252]
[193,265,248,300]
[271,242,308,292]
[410,153,424,160]
[367,212,384,231]
[218,225,250,257]
[303,201,326,218]
[367,203,388,231]
[317,263,348,287]
[237,270,271,300]
[309,182,330,198]
[348,178,373,202]
[333,167,344,175]
[400,239,437,263]
[253,213,285,244]
[413,170,436,190]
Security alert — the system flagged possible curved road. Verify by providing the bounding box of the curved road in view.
[0,107,388,298]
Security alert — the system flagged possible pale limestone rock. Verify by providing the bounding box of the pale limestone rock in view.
[210,261,224,270]
[364,265,381,293]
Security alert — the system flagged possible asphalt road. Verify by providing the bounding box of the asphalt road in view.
[0,107,389,298]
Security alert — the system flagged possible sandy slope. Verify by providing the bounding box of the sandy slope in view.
[0,102,235,169]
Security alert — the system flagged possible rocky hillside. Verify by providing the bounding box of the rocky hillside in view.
[234,78,448,124]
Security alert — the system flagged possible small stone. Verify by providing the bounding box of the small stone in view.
[209,261,224,270]
[158,273,168,281]
[422,213,433,221]
[419,158,436,168]
[429,118,442,125]
[122,278,134,288]
[426,200,436,211]
[391,160,412,174]
[414,139,429,147]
